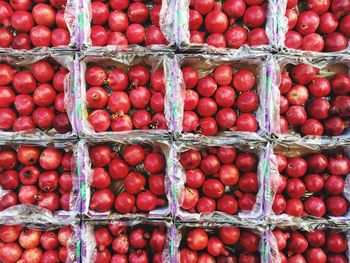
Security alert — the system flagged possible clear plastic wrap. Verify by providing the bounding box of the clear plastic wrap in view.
[175,0,277,52]
[173,52,271,140]
[275,0,350,55]
[0,51,77,140]
[0,219,80,263]
[269,54,350,143]
[268,223,350,263]
[173,222,268,263]
[76,50,175,138]
[80,0,176,50]
[172,137,269,222]
[0,0,79,51]
[0,140,80,221]
[79,137,173,219]
[81,218,172,263]
[266,141,350,225]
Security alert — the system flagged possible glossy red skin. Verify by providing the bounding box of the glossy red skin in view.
[285,31,302,49]
[114,192,136,214]
[90,25,108,46]
[326,196,348,216]
[326,232,348,253]
[301,33,324,52]
[239,231,259,253]
[233,69,255,92]
[225,26,247,48]
[180,248,198,263]
[205,10,228,33]
[319,12,338,34]
[324,117,345,136]
[217,194,238,214]
[304,197,326,217]
[196,196,216,212]
[186,228,208,251]
[324,32,348,52]
[247,28,269,46]
[304,174,324,193]
[285,199,304,216]
[223,0,246,18]
[88,109,111,132]
[217,147,236,164]
[305,230,326,248]
[181,187,199,210]
[285,8,298,30]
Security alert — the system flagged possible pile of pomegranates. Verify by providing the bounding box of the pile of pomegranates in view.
[179,226,261,262]
[0,60,72,134]
[89,0,169,47]
[0,145,74,212]
[88,143,167,214]
[0,224,74,263]
[272,150,350,218]
[273,228,348,263]
[278,62,350,136]
[181,64,260,135]
[0,0,72,49]
[179,146,259,215]
[186,0,270,48]
[283,0,350,52]
[85,63,168,132]
[92,223,167,263]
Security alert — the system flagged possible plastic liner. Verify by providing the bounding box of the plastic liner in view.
[0,218,80,263]
[81,218,173,263]
[173,222,269,263]
[80,0,176,50]
[171,137,269,222]
[267,223,350,263]
[0,140,80,221]
[0,0,79,51]
[175,0,277,52]
[269,54,350,144]
[79,137,173,220]
[266,141,350,225]
[275,0,350,55]
[76,50,175,138]
[172,52,272,141]
[0,50,77,141]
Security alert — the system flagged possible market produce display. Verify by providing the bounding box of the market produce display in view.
[179,146,259,215]
[0,58,72,135]
[272,228,348,263]
[272,150,349,218]
[0,0,349,262]
[85,63,167,132]
[83,222,168,262]
[0,0,75,49]
[181,0,271,48]
[278,61,350,136]
[282,0,350,52]
[181,65,259,135]
[0,144,77,213]
[86,143,168,215]
[0,224,77,263]
[88,0,170,47]
[179,226,261,262]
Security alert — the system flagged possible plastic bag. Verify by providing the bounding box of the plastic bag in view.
[76,50,175,138]
[0,50,77,140]
[268,54,350,143]
[0,140,80,221]
[266,141,350,225]
[79,137,173,219]
[175,0,277,52]
[80,0,176,50]
[173,52,272,140]
[172,137,269,222]
[81,218,172,263]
